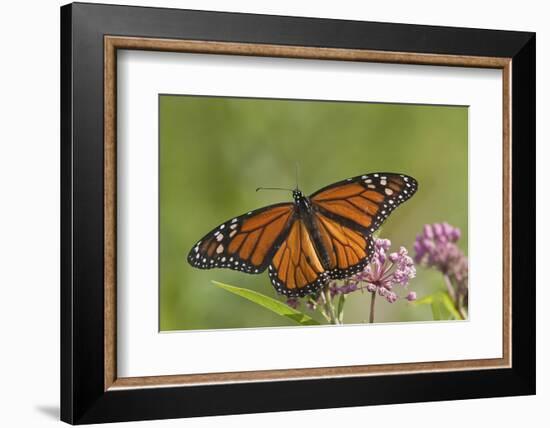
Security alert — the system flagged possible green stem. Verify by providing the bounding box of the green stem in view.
[336,294,346,324]
[443,274,456,302]
[318,290,331,323]
[336,279,349,324]
[322,286,338,324]
[369,291,376,323]
[443,274,465,320]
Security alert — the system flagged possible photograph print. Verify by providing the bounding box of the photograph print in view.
[160,95,468,331]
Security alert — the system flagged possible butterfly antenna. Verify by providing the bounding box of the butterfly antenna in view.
[295,162,300,191]
[256,186,294,193]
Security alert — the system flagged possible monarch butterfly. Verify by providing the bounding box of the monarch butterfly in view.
[188,172,417,297]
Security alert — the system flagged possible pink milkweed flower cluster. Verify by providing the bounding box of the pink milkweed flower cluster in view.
[285,297,299,309]
[330,238,417,303]
[414,223,468,292]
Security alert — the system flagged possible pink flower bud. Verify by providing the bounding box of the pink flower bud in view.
[386,292,398,303]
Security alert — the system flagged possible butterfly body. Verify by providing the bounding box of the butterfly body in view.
[188,173,418,297]
[290,189,334,271]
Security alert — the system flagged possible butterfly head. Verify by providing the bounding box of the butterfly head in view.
[292,189,312,211]
[292,189,306,203]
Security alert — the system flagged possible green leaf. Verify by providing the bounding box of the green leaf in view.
[413,294,434,306]
[413,293,441,320]
[430,301,442,321]
[439,292,462,320]
[415,292,462,321]
[211,281,320,326]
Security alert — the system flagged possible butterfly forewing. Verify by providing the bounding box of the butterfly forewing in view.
[187,203,295,273]
[310,173,418,235]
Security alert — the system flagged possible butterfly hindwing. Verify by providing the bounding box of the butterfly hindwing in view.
[267,213,376,297]
[310,172,418,235]
[267,219,330,297]
[187,203,295,273]
[314,212,375,280]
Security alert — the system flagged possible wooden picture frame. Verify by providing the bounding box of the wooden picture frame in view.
[61,2,535,424]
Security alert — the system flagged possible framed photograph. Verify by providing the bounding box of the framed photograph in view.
[60,2,535,424]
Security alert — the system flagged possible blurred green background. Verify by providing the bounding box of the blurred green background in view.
[159,95,468,331]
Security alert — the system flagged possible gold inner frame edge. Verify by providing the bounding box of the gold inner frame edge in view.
[104,36,512,391]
